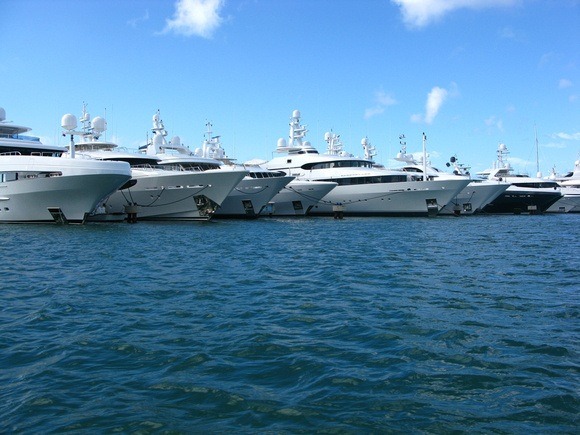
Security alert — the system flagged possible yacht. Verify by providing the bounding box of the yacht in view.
[263,110,470,217]
[393,136,509,215]
[62,106,247,221]
[144,112,291,218]
[546,160,580,213]
[477,143,562,214]
[0,107,132,224]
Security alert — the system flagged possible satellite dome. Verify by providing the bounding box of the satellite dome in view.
[324,132,331,141]
[171,136,181,146]
[361,137,369,146]
[61,113,77,131]
[277,138,287,148]
[499,143,507,151]
[0,108,6,122]
[153,113,160,123]
[303,141,311,147]
[292,109,301,119]
[91,116,107,134]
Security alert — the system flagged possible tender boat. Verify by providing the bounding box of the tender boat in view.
[0,107,132,224]
[263,110,470,217]
[62,106,247,221]
[478,143,562,214]
[393,135,509,215]
[144,112,291,218]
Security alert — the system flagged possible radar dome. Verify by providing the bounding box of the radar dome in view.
[61,114,77,131]
[361,137,369,146]
[91,116,107,134]
[0,108,6,122]
[499,143,507,151]
[292,109,301,119]
[277,138,287,148]
[171,136,181,146]
[324,132,331,141]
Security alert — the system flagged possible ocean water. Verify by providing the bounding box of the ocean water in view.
[1,214,578,433]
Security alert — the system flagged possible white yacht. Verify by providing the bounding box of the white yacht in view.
[477,143,562,214]
[144,112,291,218]
[0,107,132,224]
[263,110,470,217]
[546,160,580,213]
[62,106,247,221]
[393,135,509,215]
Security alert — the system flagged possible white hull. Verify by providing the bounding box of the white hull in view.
[260,180,337,216]
[0,155,131,223]
[215,175,293,218]
[546,186,580,213]
[438,181,510,215]
[308,179,470,216]
[92,168,246,221]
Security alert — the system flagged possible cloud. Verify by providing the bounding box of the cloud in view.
[559,78,573,89]
[391,0,519,28]
[128,9,149,28]
[425,86,448,124]
[162,0,224,38]
[553,132,580,141]
[498,26,516,39]
[485,115,504,132]
[364,90,397,119]
[411,84,456,124]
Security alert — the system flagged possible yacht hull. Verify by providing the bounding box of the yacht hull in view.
[309,179,471,216]
[482,186,562,214]
[0,156,131,223]
[214,175,293,218]
[546,187,580,213]
[260,180,338,216]
[438,181,510,215]
[91,168,246,221]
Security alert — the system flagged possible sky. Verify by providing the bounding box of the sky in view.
[2,0,579,175]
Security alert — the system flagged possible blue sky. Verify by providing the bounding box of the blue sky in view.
[2,0,579,174]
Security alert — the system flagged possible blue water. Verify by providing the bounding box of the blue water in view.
[1,215,579,433]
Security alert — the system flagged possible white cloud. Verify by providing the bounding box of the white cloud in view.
[163,0,224,38]
[128,9,149,28]
[391,0,519,29]
[425,86,448,124]
[543,141,567,149]
[498,26,516,39]
[410,84,457,124]
[553,132,580,141]
[559,78,573,89]
[485,115,504,132]
[364,90,397,119]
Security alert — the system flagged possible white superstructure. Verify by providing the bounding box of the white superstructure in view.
[263,110,470,216]
[0,108,132,223]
